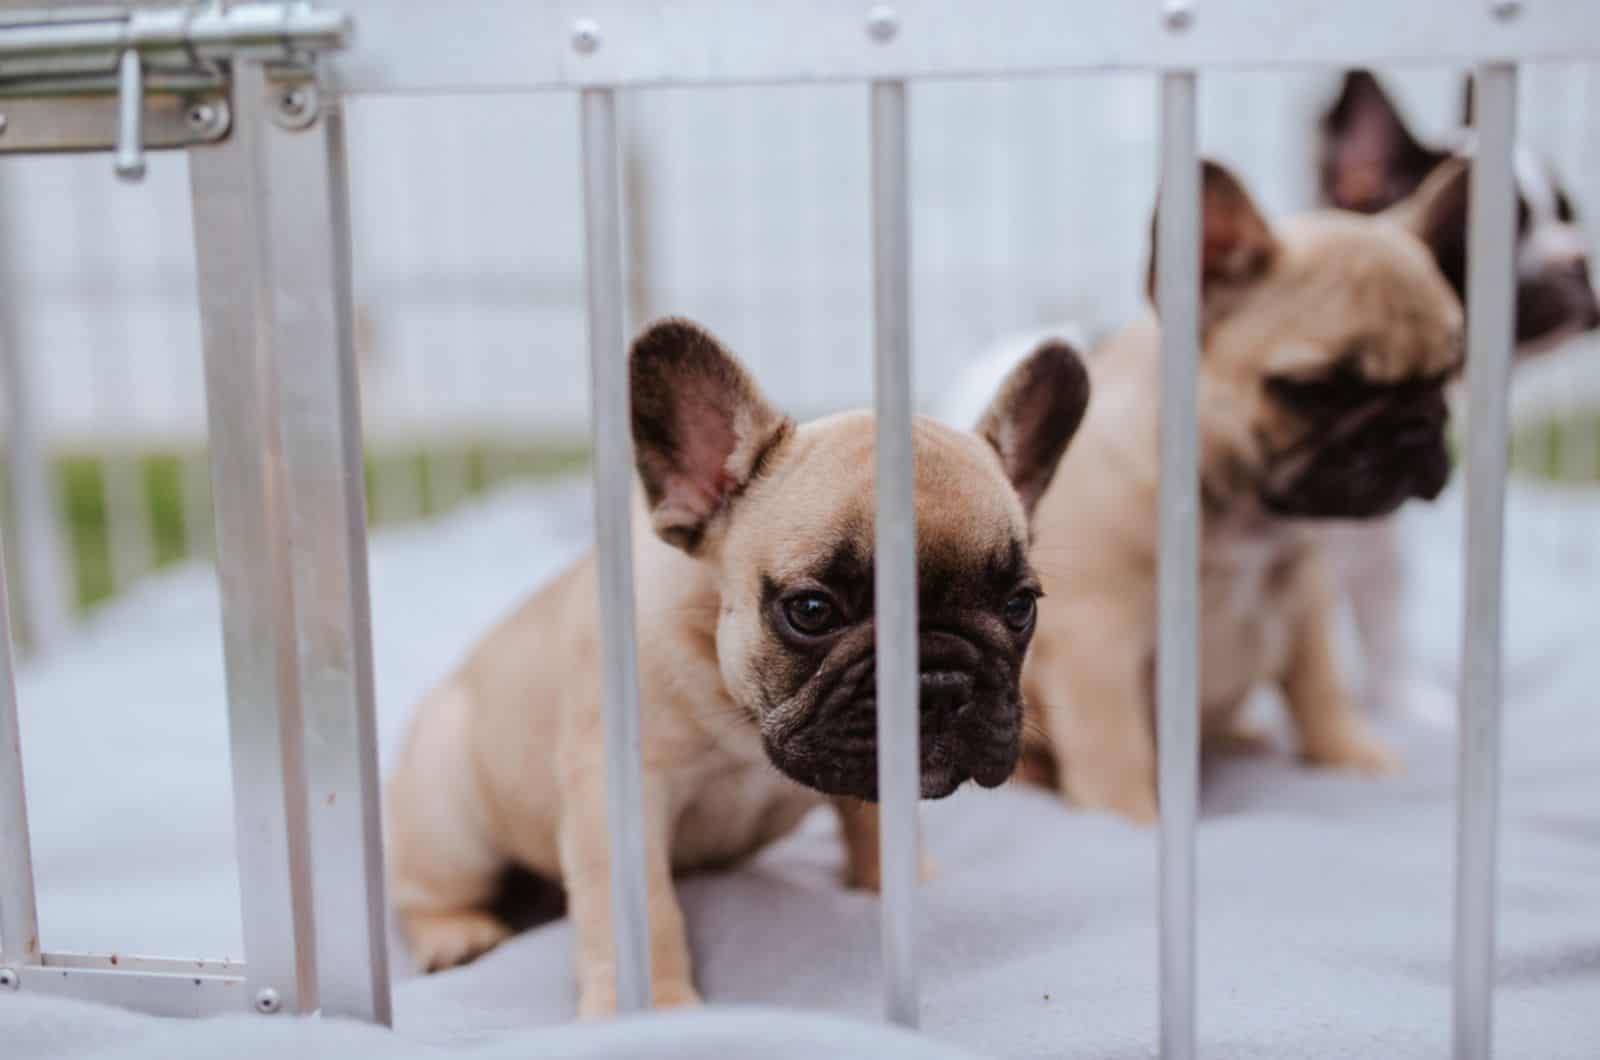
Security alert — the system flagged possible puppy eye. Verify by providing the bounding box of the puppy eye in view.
[782,592,842,637]
[1002,591,1038,633]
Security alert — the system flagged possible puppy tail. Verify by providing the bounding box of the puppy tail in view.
[928,320,1093,430]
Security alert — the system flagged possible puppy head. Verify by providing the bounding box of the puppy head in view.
[630,318,1089,799]
[1323,69,1600,352]
[1148,161,1463,521]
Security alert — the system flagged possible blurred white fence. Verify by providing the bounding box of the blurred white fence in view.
[1,62,1597,623]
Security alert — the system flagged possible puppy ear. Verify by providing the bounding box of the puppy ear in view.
[1386,156,1471,293]
[974,340,1091,518]
[630,318,792,553]
[1320,70,1442,213]
[1145,160,1280,314]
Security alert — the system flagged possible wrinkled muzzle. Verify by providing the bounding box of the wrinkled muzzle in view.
[760,630,1023,801]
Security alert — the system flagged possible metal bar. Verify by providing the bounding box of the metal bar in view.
[0,90,231,155]
[11,962,249,1018]
[0,4,350,66]
[0,204,72,653]
[112,46,145,179]
[870,78,918,1029]
[39,952,244,975]
[1155,69,1200,1060]
[1454,61,1518,1060]
[265,74,391,1026]
[332,0,1600,96]
[187,59,318,1016]
[0,523,37,964]
[579,85,651,1014]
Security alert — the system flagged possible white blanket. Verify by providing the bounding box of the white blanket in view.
[5,477,1598,1058]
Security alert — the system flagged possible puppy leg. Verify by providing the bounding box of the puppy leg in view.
[1282,567,1400,775]
[1033,618,1158,824]
[832,797,935,891]
[1341,519,1409,711]
[387,685,514,973]
[560,766,700,1019]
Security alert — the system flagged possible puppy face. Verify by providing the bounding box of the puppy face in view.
[630,320,1089,799]
[1321,70,1600,353]
[1149,162,1463,521]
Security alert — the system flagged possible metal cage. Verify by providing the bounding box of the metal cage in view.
[0,3,1593,1057]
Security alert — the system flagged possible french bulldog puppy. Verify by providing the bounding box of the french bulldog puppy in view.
[1012,161,1463,822]
[1319,70,1600,715]
[385,318,1090,1015]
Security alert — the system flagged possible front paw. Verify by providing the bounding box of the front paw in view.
[1302,731,1402,776]
[401,908,513,974]
[1063,770,1159,826]
[846,852,938,892]
[653,978,703,1010]
[578,975,704,1019]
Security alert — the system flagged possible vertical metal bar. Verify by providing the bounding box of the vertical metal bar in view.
[0,526,38,965]
[187,60,318,1016]
[1155,70,1200,1060]
[1454,62,1518,1060]
[579,86,651,1014]
[0,311,72,654]
[0,165,73,654]
[266,77,391,1025]
[870,79,919,1029]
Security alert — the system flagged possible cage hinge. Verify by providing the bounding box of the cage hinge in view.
[0,4,349,174]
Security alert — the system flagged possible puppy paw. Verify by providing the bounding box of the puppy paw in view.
[578,976,703,1019]
[1302,733,1402,776]
[846,854,936,893]
[1064,774,1159,826]
[653,978,704,1010]
[402,908,513,973]
[577,979,617,1021]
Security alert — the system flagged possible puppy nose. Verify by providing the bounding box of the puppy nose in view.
[920,669,975,719]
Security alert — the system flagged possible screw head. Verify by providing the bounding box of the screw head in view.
[254,987,281,1014]
[1163,0,1194,30]
[0,968,18,990]
[866,5,898,43]
[271,83,319,130]
[1491,0,1522,18]
[186,103,216,131]
[572,18,601,55]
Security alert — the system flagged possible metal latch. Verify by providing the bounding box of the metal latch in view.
[0,3,351,175]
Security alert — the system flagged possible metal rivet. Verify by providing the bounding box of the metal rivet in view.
[254,987,281,1014]
[572,18,601,54]
[0,968,18,990]
[1491,0,1521,18]
[867,5,898,43]
[1163,0,1195,30]
[187,103,217,131]
[272,83,319,131]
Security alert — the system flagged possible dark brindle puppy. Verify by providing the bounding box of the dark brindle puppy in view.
[385,317,1089,1016]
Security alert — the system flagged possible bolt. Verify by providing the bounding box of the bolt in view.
[280,87,310,118]
[1163,0,1194,30]
[1491,0,1521,18]
[186,103,216,132]
[254,987,280,1014]
[0,968,18,990]
[572,18,601,55]
[866,5,898,43]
